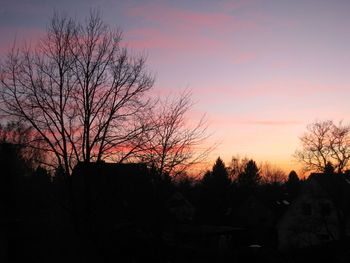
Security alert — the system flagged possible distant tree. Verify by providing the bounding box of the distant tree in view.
[211,157,231,186]
[174,172,198,201]
[175,172,198,188]
[0,121,44,168]
[0,121,31,145]
[0,11,154,174]
[201,157,231,189]
[201,170,212,184]
[139,91,211,176]
[260,161,286,185]
[295,120,350,173]
[237,159,261,187]
[228,154,249,181]
[200,157,231,224]
[287,170,300,184]
[285,170,300,195]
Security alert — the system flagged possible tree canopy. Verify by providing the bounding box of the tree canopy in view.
[0,12,211,176]
[0,11,155,174]
[295,120,350,173]
[236,159,261,187]
[202,157,231,188]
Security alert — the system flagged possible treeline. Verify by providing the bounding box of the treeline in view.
[2,141,303,262]
[175,157,301,224]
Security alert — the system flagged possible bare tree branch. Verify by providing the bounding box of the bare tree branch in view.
[295,120,350,173]
[138,91,213,176]
[0,11,154,174]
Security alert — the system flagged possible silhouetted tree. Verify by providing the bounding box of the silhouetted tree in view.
[200,157,231,223]
[260,161,286,185]
[0,11,154,174]
[175,172,197,189]
[202,157,231,189]
[228,154,249,181]
[295,120,350,173]
[139,91,211,176]
[1,143,29,207]
[173,172,198,206]
[201,170,212,185]
[285,170,300,196]
[237,159,261,187]
[0,121,44,168]
[287,170,299,183]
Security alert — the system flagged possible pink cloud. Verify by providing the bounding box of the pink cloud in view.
[270,60,294,68]
[192,85,275,99]
[193,80,350,102]
[0,26,45,57]
[232,51,263,63]
[253,80,350,97]
[2,1,48,16]
[123,2,267,65]
[125,27,230,52]
[128,5,232,29]
[126,28,161,39]
[127,3,263,33]
[124,27,263,66]
[125,36,187,50]
[235,120,302,126]
[207,116,302,126]
[220,0,257,12]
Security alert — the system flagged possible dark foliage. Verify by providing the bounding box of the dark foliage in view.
[237,159,261,187]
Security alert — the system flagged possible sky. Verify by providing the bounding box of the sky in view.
[1,0,350,173]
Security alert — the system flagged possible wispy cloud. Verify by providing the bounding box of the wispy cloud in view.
[232,51,263,64]
[128,5,233,30]
[235,120,302,126]
[193,80,350,102]
[125,27,230,53]
[206,115,302,127]
[124,2,265,64]
[0,26,44,57]
[220,0,257,12]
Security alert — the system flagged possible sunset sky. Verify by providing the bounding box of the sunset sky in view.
[2,0,350,173]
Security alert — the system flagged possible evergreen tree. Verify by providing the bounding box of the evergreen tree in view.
[286,170,300,196]
[287,170,299,183]
[202,157,231,189]
[200,157,231,224]
[237,159,261,187]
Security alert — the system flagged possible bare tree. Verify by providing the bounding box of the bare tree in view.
[138,91,212,176]
[228,154,249,181]
[295,120,350,173]
[259,161,286,185]
[0,11,154,174]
